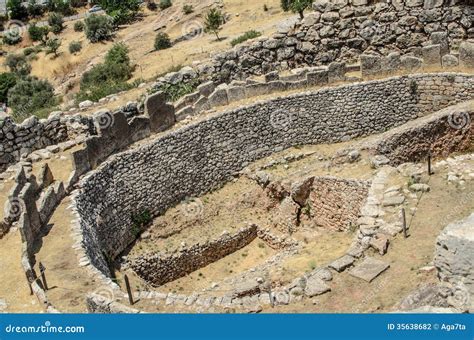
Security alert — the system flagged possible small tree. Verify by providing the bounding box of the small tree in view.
[27,0,45,17]
[7,0,28,20]
[69,41,82,54]
[74,20,85,32]
[154,32,171,50]
[84,14,114,42]
[46,38,61,56]
[5,54,31,76]
[204,8,224,41]
[159,0,172,10]
[0,72,17,104]
[28,24,49,43]
[182,4,193,14]
[8,77,56,121]
[281,0,312,19]
[48,12,65,34]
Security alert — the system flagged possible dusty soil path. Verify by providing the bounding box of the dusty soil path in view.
[0,229,43,313]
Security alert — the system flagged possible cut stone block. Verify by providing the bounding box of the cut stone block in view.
[304,276,331,297]
[349,257,390,282]
[329,255,355,272]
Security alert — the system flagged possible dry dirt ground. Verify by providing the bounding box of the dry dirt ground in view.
[116,140,474,313]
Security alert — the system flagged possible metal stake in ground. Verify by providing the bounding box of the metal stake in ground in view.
[401,208,408,239]
[124,274,134,305]
[428,152,433,176]
[39,262,48,291]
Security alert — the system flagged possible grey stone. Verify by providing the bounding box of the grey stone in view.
[361,54,382,77]
[459,41,474,68]
[329,255,355,272]
[442,54,459,68]
[349,257,390,282]
[422,44,441,66]
[197,81,216,98]
[145,92,176,133]
[409,183,431,192]
[304,276,331,297]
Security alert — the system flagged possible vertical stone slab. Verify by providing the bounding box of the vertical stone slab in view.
[459,41,474,69]
[145,92,176,133]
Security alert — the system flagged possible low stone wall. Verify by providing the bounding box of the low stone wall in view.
[306,177,371,231]
[73,73,474,277]
[129,225,258,287]
[86,294,141,314]
[373,100,474,165]
[0,114,91,173]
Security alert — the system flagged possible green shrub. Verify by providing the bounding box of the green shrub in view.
[0,72,17,104]
[8,77,57,122]
[160,79,200,102]
[69,41,82,54]
[7,0,28,20]
[28,0,45,17]
[78,43,134,102]
[230,30,261,47]
[5,54,31,76]
[147,1,157,10]
[23,47,35,56]
[73,20,84,32]
[48,12,65,34]
[154,32,171,51]
[204,8,224,40]
[84,14,114,43]
[28,24,49,42]
[159,0,172,10]
[45,38,61,56]
[182,4,193,14]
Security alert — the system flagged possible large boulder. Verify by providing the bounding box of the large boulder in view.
[459,41,474,68]
[145,92,176,133]
[434,214,474,295]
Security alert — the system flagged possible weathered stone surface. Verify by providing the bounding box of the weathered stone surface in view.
[38,163,54,189]
[145,92,176,133]
[422,44,441,66]
[329,255,355,272]
[459,41,474,68]
[442,54,459,67]
[197,81,216,97]
[434,214,474,294]
[304,275,331,297]
[370,233,390,255]
[361,54,382,77]
[349,257,390,282]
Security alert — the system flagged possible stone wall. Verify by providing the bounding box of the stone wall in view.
[73,73,474,277]
[129,225,258,287]
[306,177,371,231]
[0,114,91,173]
[373,99,474,164]
[201,0,472,83]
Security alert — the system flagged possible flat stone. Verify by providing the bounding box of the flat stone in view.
[329,255,355,272]
[382,195,405,207]
[369,233,390,255]
[409,184,431,192]
[349,257,390,282]
[304,276,331,297]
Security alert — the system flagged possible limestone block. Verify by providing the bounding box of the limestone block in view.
[348,257,390,282]
[306,69,329,85]
[38,163,54,189]
[175,106,194,122]
[422,44,441,66]
[434,214,474,294]
[328,61,346,82]
[145,91,176,133]
[193,96,211,113]
[430,31,449,56]
[459,41,474,68]
[208,88,229,108]
[197,81,216,98]
[226,86,247,103]
[442,54,459,68]
[401,56,423,71]
[360,54,382,77]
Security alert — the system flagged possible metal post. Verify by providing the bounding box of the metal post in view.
[39,262,48,291]
[124,274,134,305]
[401,208,408,239]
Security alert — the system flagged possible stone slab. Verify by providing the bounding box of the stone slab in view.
[329,255,355,272]
[348,257,390,282]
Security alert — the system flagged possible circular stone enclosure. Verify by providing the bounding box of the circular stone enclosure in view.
[73,73,474,277]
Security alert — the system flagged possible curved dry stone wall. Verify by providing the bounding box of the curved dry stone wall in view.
[73,73,474,277]
[202,0,472,82]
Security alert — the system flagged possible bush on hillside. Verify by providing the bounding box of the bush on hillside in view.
[5,54,31,76]
[74,20,85,32]
[230,30,261,47]
[2,29,23,45]
[27,0,46,17]
[182,4,193,14]
[159,0,172,10]
[28,24,49,42]
[7,0,28,20]
[154,32,171,50]
[8,77,57,122]
[45,38,61,56]
[0,72,17,104]
[69,41,82,54]
[84,14,114,42]
[48,12,65,34]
